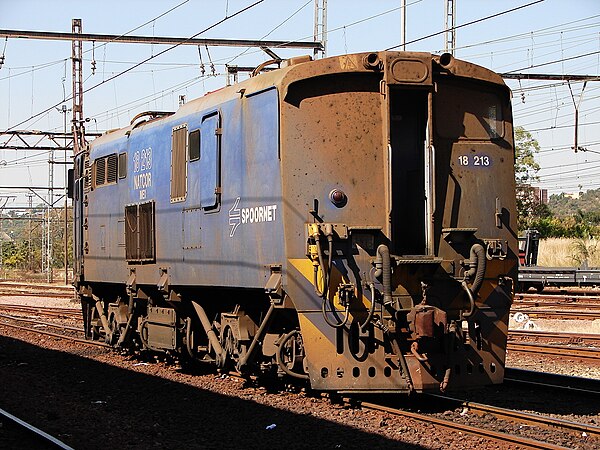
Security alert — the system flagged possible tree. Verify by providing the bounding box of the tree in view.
[514,126,545,230]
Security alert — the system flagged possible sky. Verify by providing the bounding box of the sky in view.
[1,0,600,209]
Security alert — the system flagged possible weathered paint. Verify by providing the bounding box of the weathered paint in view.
[75,51,517,393]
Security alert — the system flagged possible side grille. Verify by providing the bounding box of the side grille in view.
[125,201,155,263]
[170,126,187,202]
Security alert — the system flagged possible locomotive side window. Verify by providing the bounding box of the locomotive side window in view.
[189,129,200,161]
[118,152,127,179]
[435,79,504,140]
[200,112,221,210]
[170,125,188,203]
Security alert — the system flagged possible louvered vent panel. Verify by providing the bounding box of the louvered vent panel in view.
[139,202,155,261]
[124,201,155,263]
[125,205,138,261]
[106,154,118,184]
[96,157,106,186]
[83,155,91,193]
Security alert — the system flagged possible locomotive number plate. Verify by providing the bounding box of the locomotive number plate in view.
[457,154,492,167]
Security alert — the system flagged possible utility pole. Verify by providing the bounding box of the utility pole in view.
[501,73,599,153]
[0,196,16,279]
[27,193,32,271]
[72,19,85,156]
[445,0,456,55]
[313,0,327,58]
[401,0,406,51]
[47,145,53,283]
[58,104,71,285]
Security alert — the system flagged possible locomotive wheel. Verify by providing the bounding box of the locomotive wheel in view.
[223,326,239,362]
[106,313,120,346]
[89,305,102,341]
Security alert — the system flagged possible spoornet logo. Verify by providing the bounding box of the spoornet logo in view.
[228,197,278,238]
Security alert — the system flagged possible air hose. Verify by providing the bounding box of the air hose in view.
[462,243,486,319]
[374,245,393,306]
[465,243,486,294]
[311,224,350,328]
[275,330,310,380]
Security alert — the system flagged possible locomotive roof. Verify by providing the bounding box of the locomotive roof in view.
[87,51,507,153]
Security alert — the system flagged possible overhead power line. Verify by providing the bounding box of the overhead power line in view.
[386,0,545,50]
[505,50,600,74]
[502,74,600,81]
[2,0,267,134]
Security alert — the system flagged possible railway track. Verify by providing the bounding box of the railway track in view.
[0,281,75,299]
[356,367,600,449]
[507,341,600,360]
[0,407,75,450]
[505,367,600,397]
[509,329,600,346]
[513,300,600,311]
[359,399,574,450]
[510,308,600,320]
[2,305,599,448]
[429,393,600,439]
[0,312,110,349]
[0,303,80,319]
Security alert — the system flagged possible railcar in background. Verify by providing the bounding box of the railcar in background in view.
[518,229,600,292]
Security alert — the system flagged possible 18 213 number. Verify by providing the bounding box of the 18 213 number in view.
[458,155,491,167]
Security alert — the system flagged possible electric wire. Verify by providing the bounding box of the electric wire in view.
[2,0,264,133]
[0,1,190,83]
[386,0,546,50]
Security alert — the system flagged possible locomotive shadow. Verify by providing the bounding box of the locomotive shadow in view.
[0,334,427,450]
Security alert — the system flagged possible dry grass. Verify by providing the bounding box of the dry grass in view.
[538,238,600,267]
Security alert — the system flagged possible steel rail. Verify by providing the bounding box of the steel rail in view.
[507,341,600,360]
[513,300,600,310]
[427,393,600,438]
[427,394,600,437]
[516,293,600,302]
[359,400,570,450]
[0,304,80,316]
[0,285,75,298]
[504,368,600,397]
[509,329,600,345]
[0,319,111,349]
[0,290,76,299]
[0,407,75,450]
[0,312,82,332]
[0,303,79,312]
[510,309,600,320]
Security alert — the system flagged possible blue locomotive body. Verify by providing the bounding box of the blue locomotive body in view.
[83,86,283,289]
[73,51,518,394]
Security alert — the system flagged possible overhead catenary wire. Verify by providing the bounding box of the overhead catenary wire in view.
[0,0,191,82]
[2,0,264,133]
[386,0,546,51]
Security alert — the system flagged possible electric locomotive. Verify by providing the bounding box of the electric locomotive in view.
[71,51,517,393]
